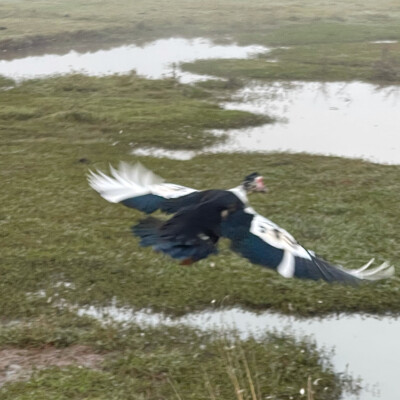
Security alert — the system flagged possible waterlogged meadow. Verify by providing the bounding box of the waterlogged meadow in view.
[1,0,400,398]
[1,75,399,397]
[0,72,361,398]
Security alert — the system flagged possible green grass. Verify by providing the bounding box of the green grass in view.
[183,41,400,83]
[0,314,355,399]
[248,22,400,47]
[1,138,400,318]
[1,1,399,396]
[1,0,400,52]
[0,67,399,323]
[0,74,269,151]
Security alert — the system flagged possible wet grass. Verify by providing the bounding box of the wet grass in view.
[0,311,356,399]
[2,134,400,319]
[1,1,400,395]
[0,74,268,151]
[183,41,400,83]
[0,85,396,395]
[0,59,399,323]
[0,327,354,399]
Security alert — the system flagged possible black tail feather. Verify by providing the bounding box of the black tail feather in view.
[132,217,163,247]
[132,217,218,263]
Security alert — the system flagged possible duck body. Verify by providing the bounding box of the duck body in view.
[134,189,246,264]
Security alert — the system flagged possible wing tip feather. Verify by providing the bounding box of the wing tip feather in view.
[343,259,395,281]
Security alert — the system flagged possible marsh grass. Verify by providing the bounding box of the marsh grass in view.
[1,1,399,397]
[1,0,400,52]
[0,73,399,319]
[183,41,400,84]
[0,74,399,319]
[0,73,396,398]
[0,74,269,150]
[0,320,355,399]
[373,46,400,81]
[1,130,400,319]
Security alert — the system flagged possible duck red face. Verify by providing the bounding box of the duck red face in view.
[254,176,267,192]
[243,173,267,193]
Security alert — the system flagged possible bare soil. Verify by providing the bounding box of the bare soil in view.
[0,345,105,386]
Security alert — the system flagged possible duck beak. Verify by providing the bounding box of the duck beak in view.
[256,176,267,193]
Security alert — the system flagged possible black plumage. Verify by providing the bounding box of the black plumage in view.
[134,190,244,264]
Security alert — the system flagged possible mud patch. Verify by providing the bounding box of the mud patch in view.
[0,345,104,387]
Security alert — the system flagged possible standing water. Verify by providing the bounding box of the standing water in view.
[0,37,267,83]
[133,81,400,164]
[209,81,400,164]
[77,305,400,400]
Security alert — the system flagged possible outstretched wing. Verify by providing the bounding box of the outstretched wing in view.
[88,162,201,214]
[221,208,394,283]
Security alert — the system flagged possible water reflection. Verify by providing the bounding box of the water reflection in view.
[0,37,267,83]
[209,81,400,164]
[77,305,400,400]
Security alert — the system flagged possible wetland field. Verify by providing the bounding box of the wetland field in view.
[1,1,400,399]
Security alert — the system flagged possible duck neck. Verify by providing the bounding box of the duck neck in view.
[229,185,249,205]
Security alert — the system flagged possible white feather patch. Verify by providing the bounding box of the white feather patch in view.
[277,250,296,278]
[338,260,395,281]
[229,186,249,205]
[249,212,311,260]
[88,162,196,203]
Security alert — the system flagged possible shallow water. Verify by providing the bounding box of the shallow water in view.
[211,81,400,164]
[77,305,400,400]
[131,147,197,160]
[2,37,399,164]
[0,37,267,83]
[133,81,400,164]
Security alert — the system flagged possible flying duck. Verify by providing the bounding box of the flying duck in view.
[88,162,394,283]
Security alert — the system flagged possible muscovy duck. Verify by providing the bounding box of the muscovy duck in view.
[88,162,394,283]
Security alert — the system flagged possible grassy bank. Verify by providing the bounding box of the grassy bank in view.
[0,74,268,151]
[183,40,400,83]
[1,0,400,52]
[0,315,355,399]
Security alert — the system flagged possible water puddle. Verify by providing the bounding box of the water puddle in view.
[209,81,400,164]
[77,305,399,400]
[0,38,267,83]
[371,40,398,44]
[131,147,197,160]
[133,81,400,164]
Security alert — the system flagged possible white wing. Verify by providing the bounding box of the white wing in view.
[88,162,197,213]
